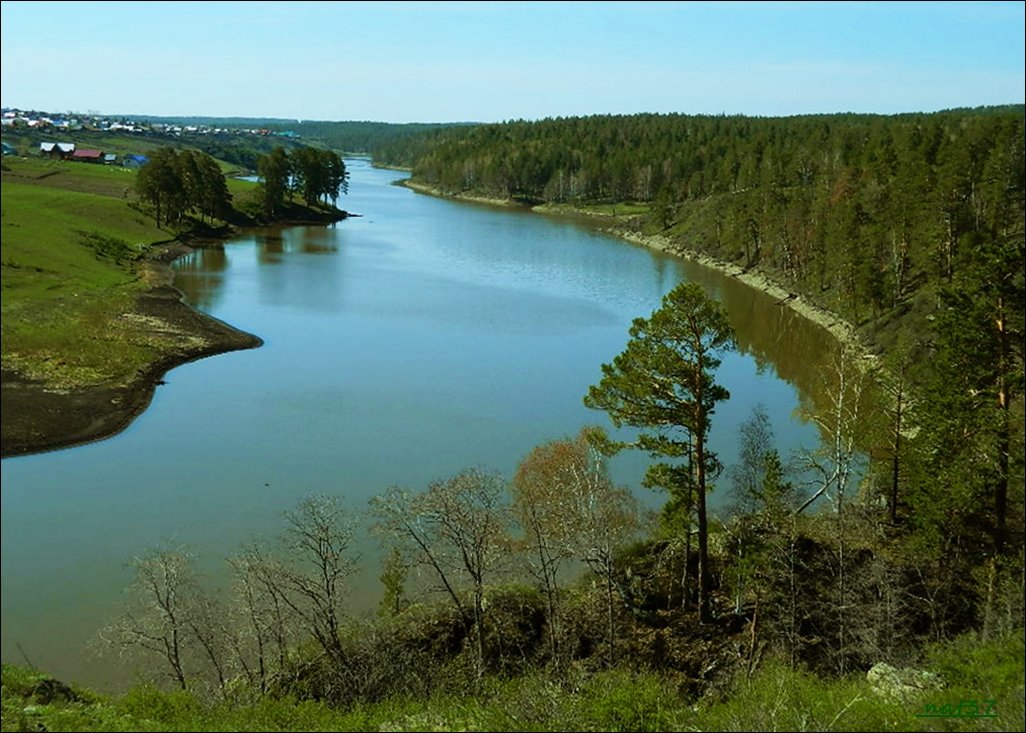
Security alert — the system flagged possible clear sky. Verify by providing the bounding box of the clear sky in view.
[1,1,1023,123]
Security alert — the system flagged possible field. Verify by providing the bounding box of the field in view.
[1,156,263,387]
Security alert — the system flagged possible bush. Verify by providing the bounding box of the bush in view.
[481,584,547,674]
[77,230,139,265]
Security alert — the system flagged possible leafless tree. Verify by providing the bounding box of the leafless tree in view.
[370,468,509,675]
[275,495,359,682]
[796,345,870,674]
[226,542,296,694]
[97,545,215,690]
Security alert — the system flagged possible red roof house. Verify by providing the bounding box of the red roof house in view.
[71,149,104,163]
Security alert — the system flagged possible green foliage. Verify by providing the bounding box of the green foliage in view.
[135,147,233,228]
[255,146,347,217]
[378,547,409,618]
[119,683,203,724]
[289,147,349,206]
[925,628,1025,698]
[479,584,547,673]
[5,626,1024,731]
[585,281,736,622]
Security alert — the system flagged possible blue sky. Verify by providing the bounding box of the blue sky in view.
[2,1,1023,122]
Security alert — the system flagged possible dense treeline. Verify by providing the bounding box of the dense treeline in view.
[366,107,1025,717]
[290,120,473,155]
[133,143,350,231]
[135,148,232,228]
[375,108,1023,325]
[137,117,471,155]
[254,146,348,216]
[185,135,307,171]
[377,107,1025,572]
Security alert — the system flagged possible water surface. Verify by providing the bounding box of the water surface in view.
[1,159,834,689]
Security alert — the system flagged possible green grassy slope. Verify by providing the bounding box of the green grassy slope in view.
[1,158,175,385]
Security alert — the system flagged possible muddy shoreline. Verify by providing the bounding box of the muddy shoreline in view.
[0,241,263,459]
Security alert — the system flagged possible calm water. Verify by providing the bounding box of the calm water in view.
[1,159,836,690]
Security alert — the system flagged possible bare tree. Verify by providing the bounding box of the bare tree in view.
[566,430,643,666]
[275,495,359,681]
[796,345,870,674]
[370,468,509,675]
[227,543,297,695]
[796,345,867,516]
[97,546,209,690]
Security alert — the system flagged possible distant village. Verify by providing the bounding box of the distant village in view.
[1,106,300,165]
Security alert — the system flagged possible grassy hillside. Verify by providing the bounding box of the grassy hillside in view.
[1,157,178,385]
[2,628,1021,731]
[0,153,273,386]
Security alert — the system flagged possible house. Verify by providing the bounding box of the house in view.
[122,154,149,169]
[71,149,104,163]
[103,153,119,165]
[39,141,75,159]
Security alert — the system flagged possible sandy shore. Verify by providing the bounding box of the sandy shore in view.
[613,231,865,353]
[399,179,527,209]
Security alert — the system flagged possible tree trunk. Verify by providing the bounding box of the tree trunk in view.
[995,294,1009,554]
[696,427,712,623]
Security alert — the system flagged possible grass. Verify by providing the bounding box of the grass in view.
[1,157,176,386]
[3,628,1022,731]
[577,201,652,217]
[0,153,329,389]
[534,201,652,219]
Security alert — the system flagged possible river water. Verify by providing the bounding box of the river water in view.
[0,158,837,690]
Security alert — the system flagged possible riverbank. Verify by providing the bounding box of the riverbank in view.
[0,153,353,458]
[1,241,262,458]
[400,179,870,362]
[613,231,864,355]
[2,209,350,458]
[399,179,528,209]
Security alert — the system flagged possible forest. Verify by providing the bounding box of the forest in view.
[375,107,1024,344]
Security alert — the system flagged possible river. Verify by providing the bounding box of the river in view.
[0,158,837,691]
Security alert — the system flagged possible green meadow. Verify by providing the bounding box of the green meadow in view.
[0,157,256,386]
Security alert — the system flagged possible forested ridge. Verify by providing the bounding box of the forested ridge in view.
[359,106,1024,727]
[376,107,1023,335]
[375,107,1025,576]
